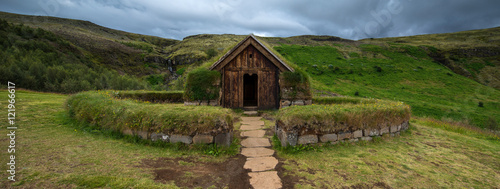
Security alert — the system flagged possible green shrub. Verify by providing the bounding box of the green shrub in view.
[184,68,221,101]
[115,90,184,103]
[66,91,234,135]
[280,68,312,100]
[277,97,411,132]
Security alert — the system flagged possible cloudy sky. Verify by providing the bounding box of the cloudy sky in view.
[1,0,499,40]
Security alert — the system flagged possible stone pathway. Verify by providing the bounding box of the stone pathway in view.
[240,115,282,189]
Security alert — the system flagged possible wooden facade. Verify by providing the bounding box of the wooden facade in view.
[210,35,293,109]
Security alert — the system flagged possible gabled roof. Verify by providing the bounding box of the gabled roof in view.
[209,35,294,72]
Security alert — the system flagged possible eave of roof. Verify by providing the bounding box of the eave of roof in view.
[209,35,294,72]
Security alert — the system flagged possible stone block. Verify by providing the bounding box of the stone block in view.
[397,124,402,131]
[353,130,363,138]
[170,134,193,144]
[200,100,208,106]
[364,129,380,137]
[215,132,233,146]
[209,100,218,106]
[137,131,149,139]
[193,134,214,144]
[380,127,389,135]
[361,136,372,141]
[281,100,291,106]
[151,132,169,142]
[122,129,134,136]
[402,121,409,130]
[338,132,352,140]
[390,125,399,133]
[292,100,304,106]
[184,101,198,106]
[304,100,312,105]
[319,134,338,143]
[349,138,359,143]
[279,130,298,147]
[297,135,318,145]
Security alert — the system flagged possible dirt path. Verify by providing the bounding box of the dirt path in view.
[240,115,282,189]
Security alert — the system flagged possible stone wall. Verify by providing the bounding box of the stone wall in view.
[279,99,312,108]
[184,100,219,106]
[122,129,233,146]
[275,121,409,147]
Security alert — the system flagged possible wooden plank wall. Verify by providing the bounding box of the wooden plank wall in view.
[221,45,279,109]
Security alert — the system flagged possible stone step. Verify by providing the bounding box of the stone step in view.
[244,156,279,172]
[241,130,266,138]
[241,138,271,148]
[240,124,263,131]
[241,117,262,121]
[241,147,275,158]
[244,111,259,116]
[243,106,258,111]
[248,171,282,189]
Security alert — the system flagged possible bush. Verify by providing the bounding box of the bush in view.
[280,69,312,100]
[184,68,221,101]
[277,97,411,132]
[66,91,234,135]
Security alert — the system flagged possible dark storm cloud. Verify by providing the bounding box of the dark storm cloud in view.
[1,0,499,40]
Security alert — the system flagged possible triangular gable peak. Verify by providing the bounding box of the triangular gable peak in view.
[209,35,294,72]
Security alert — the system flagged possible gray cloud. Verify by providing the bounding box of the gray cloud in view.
[1,0,499,40]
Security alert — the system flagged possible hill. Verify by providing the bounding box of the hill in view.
[0,11,498,129]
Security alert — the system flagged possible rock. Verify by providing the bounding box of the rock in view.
[380,127,389,135]
[298,135,318,145]
[170,134,193,144]
[241,148,274,157]
[402,121,409,130]
[281,100,291,106]
[215,132,233,146]
[137,131,148,139]
[390,125,399,133]
[248,171,282,189]
[241,130,266,138]
[338,132,352,140]
[122,129,133,136]
[209,100,218,106]
[364,129,380,137]
[319,134,338,143]
[244,157,279,172]
[200,100,208,106]
[353,130,363,138]
[361,136,372,141]
[241,138,271,148]
[151,132,169,142]
[184,101,198,106]
[292,100,304,106]
[279,130,298,147]
[193,134,214,144]
[304,99,312,105]
[349,138,359,143]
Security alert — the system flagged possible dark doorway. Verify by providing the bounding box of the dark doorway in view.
[243,74,258,107]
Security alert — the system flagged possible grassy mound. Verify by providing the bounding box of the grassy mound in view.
[277,97,411,132]
[66,91,233,135]
[115,90,184,103]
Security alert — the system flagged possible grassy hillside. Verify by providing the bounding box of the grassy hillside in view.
[273,44,499,128]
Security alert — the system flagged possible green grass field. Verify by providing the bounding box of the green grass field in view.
[0,90,236,188]
[1,90,499,188]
